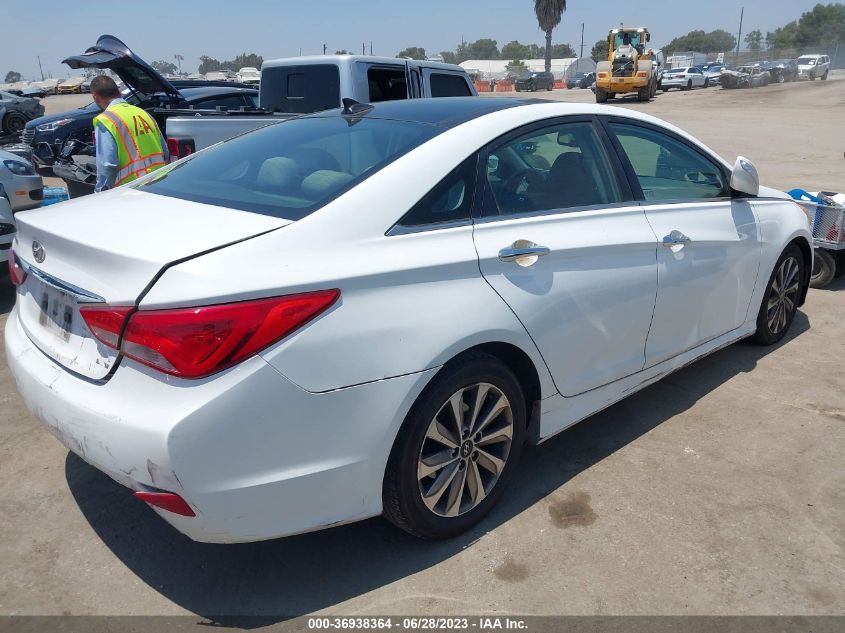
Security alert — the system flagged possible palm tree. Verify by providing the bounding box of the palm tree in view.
[534,0,567,72]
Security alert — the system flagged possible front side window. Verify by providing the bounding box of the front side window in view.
[482,121,622,217]
[609,122,727,202]
[136,116,440,221]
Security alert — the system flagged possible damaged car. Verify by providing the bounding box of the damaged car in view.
[1,91,45,137]
[720,65,771,89]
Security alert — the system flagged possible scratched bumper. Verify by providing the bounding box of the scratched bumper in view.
[5,304,435,543]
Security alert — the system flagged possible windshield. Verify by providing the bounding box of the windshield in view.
[614,32,642,49]
[797,57,817,65]
[136,115,442,220]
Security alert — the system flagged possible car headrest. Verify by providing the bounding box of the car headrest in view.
[301,170,355,199]
[257,157,300,189]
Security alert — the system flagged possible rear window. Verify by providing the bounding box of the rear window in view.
[136,116,441,221]
[260,64,340,113]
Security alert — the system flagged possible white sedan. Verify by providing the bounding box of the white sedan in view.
[6,98,812,543]
[661,67,708,91]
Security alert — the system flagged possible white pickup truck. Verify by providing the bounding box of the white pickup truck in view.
[164,55,478,158]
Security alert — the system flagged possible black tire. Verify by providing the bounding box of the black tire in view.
[685,79,693,91]
[637,85,650,102]
[383,352,526,539]
[821,70,829,81]
[3,112,27,136]
[547,82,553,91]
[810,248,836,288]
[595,88,609,103]
[704,78,710,88]
[750,245,805,345]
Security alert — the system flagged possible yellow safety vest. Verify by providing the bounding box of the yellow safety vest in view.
[94,102,166,187]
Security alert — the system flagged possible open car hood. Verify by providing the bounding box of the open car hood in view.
[63,35,180,99]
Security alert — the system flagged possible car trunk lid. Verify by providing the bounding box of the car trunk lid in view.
[13,188,289,379]
[63,34,181,100]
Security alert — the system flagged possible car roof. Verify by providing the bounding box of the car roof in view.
[179,86,258,100]
[308,97,542,128]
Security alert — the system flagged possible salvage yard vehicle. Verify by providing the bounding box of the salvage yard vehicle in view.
[6,98,813,543]
[700,63,725,86]
[789,189,845,287]
[0,185,16,274]
[661,66,707,91]
[515,71,555,92]
[24,36,258,179]
[595,27,659,103]
[0,91,45,136]
[0,149,43,211]
[797,54,830,80]
[721,65,771,89]
[763,59,799,83]
[165,54,476,157]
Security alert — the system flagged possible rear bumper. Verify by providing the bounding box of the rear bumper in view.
[5,306,437,542]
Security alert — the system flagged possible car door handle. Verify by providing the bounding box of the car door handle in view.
[498,241,550,263]
[662,230,692,247]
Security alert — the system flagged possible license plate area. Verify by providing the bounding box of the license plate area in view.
[38,286,76,342]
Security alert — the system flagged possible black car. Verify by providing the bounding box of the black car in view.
[566,72,596,89]
[761,59,799,83]
[23,35,259,175]
[514,71,555,92]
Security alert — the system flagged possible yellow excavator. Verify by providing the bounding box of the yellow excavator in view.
[594,27,659,103]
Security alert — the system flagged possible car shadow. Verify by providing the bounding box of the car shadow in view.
[65,312,810,626]
[816,275,845,291]
[0,275,15,315]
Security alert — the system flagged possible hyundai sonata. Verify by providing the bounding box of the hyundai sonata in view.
[6,98,812,542]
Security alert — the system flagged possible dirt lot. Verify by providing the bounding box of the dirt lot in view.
[1,79,844,621]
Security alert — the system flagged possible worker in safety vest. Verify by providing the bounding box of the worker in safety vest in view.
[90,75,168,192]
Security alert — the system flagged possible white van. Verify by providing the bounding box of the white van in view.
[796,54,831,80]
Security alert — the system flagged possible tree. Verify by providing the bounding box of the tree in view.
[198,56,221,74]
[4,71,22,83]
[505,60,528,77]
[440,51,458,64]
[501,40,532,60]
[335,50,350,55]
[534,0,567,71]
[527,43,545,58]
[230,53,264,70]
[551,43,576,58]
[794,2,845,46]
[665,29,737,53]
[151,60,178,75]
[745,29,764,51]
[590,38,609,62]
[767,22,799,50]
[457,38,500,61]
[397,47,427,60]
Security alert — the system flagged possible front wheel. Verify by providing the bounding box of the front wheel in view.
[810,248,836,288]
[750,245,805,345]
[637,85,651,101]
[595,88,609,103]
[821,70,829,81]
[2,112,27,136]
[685,79,693,91]
[383,353,526,539]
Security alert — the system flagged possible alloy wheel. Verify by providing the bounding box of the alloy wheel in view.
[766,256,800,334]
[417,383,514,517]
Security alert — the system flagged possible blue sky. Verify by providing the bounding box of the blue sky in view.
[4,0,828,79]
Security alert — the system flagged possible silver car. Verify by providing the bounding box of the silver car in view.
[0,185,16,272]
[0,91,45,136]
[0,149,43,212]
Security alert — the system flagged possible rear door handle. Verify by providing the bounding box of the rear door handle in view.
[498,241,551,264]
[662,230,691,247]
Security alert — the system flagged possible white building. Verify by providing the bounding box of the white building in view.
[459,57,597,80]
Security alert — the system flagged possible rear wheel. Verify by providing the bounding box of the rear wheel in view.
[383,353,526,539]
[750,245,804,345]
[821,70,829,81]
[595,88,609,103]
[637,85,650,102]
[810,248,836,288]
[685,79,693,91]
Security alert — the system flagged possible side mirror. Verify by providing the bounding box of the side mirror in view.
[730,156,759,197]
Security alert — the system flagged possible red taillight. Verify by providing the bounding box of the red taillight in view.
[7,249,27,286]
[166,138,195,162]
[80,290,339,378]
[133,491,195,516]
[79,305,134,348]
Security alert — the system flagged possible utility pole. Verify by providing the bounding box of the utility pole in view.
[174,54,184,75]
[363,42,366,55]
[580,23,585,58]
[735,6,744,63]
[323,43,327,55]
[37,56,44,81]
[370,41,373,55]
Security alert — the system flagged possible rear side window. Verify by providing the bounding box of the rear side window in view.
[396,155,477,228]
[367,66,408,102]
[429,73,473,97]
[609,123,727,201]
[260,64,340,113]
[137,117,441,221]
